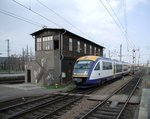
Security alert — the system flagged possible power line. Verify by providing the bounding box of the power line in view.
[0,8,44,27]
[105,0,125,31]
[105,0,131,49]
[123,0,127,34]
[122,0,135,49]
[105,0,134,51]
[12,0,63,28]
[36,0,107,46]
[99,0,135,48]
[13,0,108,48]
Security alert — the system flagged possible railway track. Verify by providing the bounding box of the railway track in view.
[0,96,43,109]
[0,74,138,119]
[0,82,102,119]
[68,76,123,95]
[0,94,66,119]
[78,71,143,119]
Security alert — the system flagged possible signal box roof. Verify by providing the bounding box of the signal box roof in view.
[31,28,104,48]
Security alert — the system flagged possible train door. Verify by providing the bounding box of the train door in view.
[113,62,116,78]
[91,62,100,79]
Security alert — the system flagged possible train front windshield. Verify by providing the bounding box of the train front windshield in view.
[73,60,94,76]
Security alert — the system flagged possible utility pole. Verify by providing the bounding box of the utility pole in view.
[132,48,139,73]
[132,49,135,74]
[6,39,10,74]
[132,49,135,64]
[138,49,140,66]
[120,44,122,61]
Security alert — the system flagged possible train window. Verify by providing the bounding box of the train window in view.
[74,60,93,69]
[116,64,122,73]
[102,61,112,70]
[94,62,100,70]
[123,65,128,71]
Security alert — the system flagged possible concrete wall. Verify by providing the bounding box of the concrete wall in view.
[25,61,39,84]
[25,50,61,86]
[54,50,61,84]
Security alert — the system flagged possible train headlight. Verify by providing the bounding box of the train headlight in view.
[73,78,82,82]
[73,73,76,75]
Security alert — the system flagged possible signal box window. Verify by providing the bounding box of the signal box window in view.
[43,36,53,50]
[69,38,73,51]
[98,49,100,56]
[94,47,96,55]
[90,45,92,55]
[54,40,59,50]
[37,38,42,51]
[84,43,87,54]
[77,41,80,53]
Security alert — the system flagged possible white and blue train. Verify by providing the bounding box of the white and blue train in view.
[72,56,131,88]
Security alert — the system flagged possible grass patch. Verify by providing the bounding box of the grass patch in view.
[45,83,76,91]
[45,84,68,90]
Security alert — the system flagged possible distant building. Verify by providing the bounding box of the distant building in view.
[25,28,104,86]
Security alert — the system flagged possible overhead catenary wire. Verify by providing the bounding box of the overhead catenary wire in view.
[0,8,44,27]
[99,0,135,48]
[36,0,94,40]
[13,0,108,48]
[123,0,127,34]
[12,0,63,28]
[123,0,129,51]
[105,0,125,31]
[106,0,130,51]
[36,0,108,46]
[105,0,130,50]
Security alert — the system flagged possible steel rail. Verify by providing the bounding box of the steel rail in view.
[116,73,143,119]
[38,95,83,119]
[0,94,60,112]
[79,77,133,119]
[3,94,70,119]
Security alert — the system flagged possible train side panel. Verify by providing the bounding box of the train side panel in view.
[72,56,131,88]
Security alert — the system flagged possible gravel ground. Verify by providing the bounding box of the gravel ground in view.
[60,97,98,119]
[93,76,132,95]
[60,76,133,119]
[120,104,139,119]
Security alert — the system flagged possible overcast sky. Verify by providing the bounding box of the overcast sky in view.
[0,0,150,64]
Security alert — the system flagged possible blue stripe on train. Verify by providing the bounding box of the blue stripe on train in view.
[87,58,101,81]
[77,74,120,87]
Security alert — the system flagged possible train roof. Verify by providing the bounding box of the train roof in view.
[77,56,130,64]
[77,56,113,61]
[77,56,99,61]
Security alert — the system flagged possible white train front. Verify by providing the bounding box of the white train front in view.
[72,56,130,87]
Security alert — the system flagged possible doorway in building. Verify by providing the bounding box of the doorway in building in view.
[27,70,31,83]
